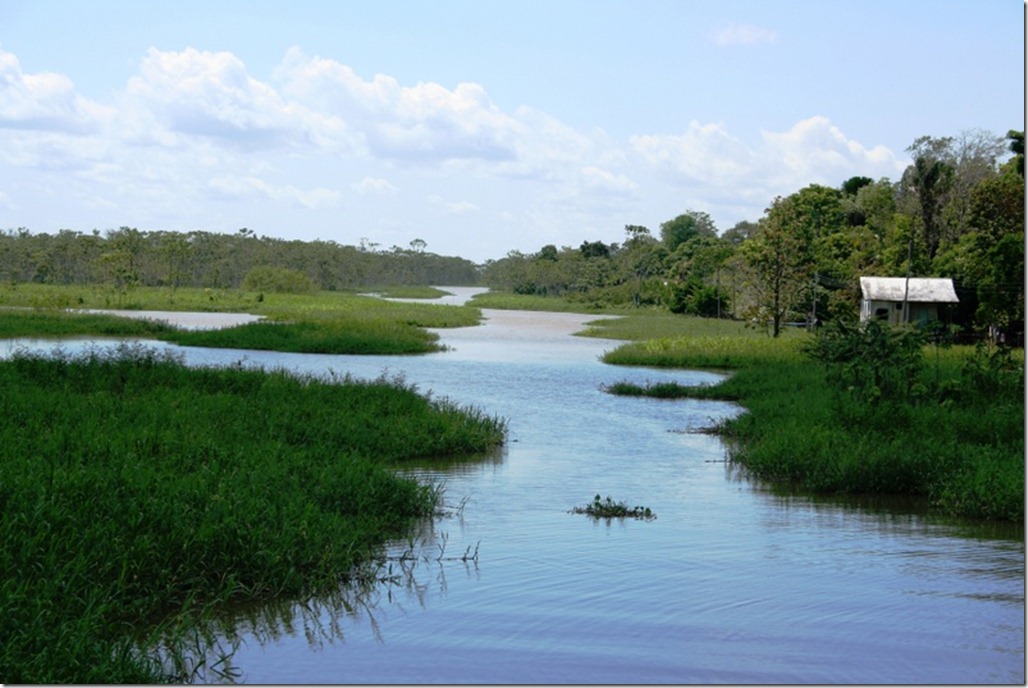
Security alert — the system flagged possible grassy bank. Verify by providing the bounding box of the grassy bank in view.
[0,344,506,683]
[469,290,641,314]
[591,315,1024,522]
[0,284,482,354]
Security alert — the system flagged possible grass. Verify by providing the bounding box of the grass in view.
[365,286,454,299]
[0,309,176,340]
[0,343,507,683]
[595,314,1024,522]
[0,284,483,355]
[470,291,642,314]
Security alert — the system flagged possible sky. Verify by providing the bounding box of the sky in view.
[0,0,1023,263]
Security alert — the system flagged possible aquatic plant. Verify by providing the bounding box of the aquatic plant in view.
[0,344,507,683]
[570,495,656,520]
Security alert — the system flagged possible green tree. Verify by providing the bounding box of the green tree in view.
[659,211,717,251]
[1006,129,1024,176]
[741,195,815,337]
[242,265,316,294]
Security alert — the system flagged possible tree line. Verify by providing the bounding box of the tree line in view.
[2,128,1022,342]
[0,229,480,292]
[482,129,1024,342]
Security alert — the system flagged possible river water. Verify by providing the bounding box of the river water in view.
[4,288,1023,683]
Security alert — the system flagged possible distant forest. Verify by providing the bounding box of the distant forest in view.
[479,130,1024,342]
[0,228,481,291]
[2,129,1023,342]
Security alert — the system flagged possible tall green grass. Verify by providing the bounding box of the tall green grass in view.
[0,309,175,339]
[598,315,1023,522]
[0,344,506,683]
[469,291,640,314]
[0,284,484,354]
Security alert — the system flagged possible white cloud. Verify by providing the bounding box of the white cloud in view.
[0,50,113,133]
[207,175,340,209]
[273,47,522,162]
[122,48,291,145]
[353,176,398,195]
[759,115,906,183]
[0,44,914,256]
[429,195,479,214]
[631,116,906,215]
[712,24,779,47]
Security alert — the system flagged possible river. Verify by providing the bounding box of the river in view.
[4,288,1024,683]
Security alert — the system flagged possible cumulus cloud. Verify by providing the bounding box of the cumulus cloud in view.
[0,49,112,133]
[0,43,914,253]
[121,48,297,147]
[712,24,779,47]
[631,116,907,210]
[273,47,522,162]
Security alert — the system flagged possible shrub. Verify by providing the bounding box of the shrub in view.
[242,266,316,294]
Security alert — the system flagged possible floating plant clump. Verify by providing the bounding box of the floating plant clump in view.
[570,494,656,521]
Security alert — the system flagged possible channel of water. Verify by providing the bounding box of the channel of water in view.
[4,288,1023,683]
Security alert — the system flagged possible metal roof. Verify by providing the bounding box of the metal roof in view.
[859,277,959,303]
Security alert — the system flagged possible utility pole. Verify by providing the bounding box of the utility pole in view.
[902,232,914,325]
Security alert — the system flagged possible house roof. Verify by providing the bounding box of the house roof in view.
[860,277,959,303]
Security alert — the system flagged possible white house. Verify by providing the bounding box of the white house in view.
[859,277,959,326]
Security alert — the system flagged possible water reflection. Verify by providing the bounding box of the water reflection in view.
[4,290,1023,683]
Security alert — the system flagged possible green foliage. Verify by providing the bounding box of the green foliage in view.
[804,319,927,404]
[0,285,484,355]
[958,339,1024,399]
[570,495,656,520]
[0,345,506,683]
[0,227,481,291]
[659,210,717,251]
[0,309,175,339]
[602,380,696,399]
[600,312,1022,521]
[242,265,316,294]
[165,318,444,355]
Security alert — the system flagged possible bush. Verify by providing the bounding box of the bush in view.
[242,266,316,294]
[804,319,926,404]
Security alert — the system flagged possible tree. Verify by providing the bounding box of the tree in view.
[659,211,717,251]
[242,265,316,294]
[841,176,874,196]
[1005,129,1024,177]
[901,131,1008,264]
[578,240,609,259]
[741,195,815,337]
[623,225,655,248]
[721,220,758,246]
[666,235,734,317]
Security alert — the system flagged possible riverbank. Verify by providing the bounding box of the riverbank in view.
[0,344,506,683]
[0,284,482,354]
[587,315,1024,522]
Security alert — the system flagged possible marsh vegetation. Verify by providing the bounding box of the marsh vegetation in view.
[0,344,506,683]
[0,284,480,354]
[595,315,1024,522]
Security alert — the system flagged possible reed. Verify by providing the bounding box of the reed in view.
[0,344,506,683]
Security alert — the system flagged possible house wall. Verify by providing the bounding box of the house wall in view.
[861,300,940,325]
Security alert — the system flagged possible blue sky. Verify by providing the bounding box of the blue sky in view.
[0,0,1022,262]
